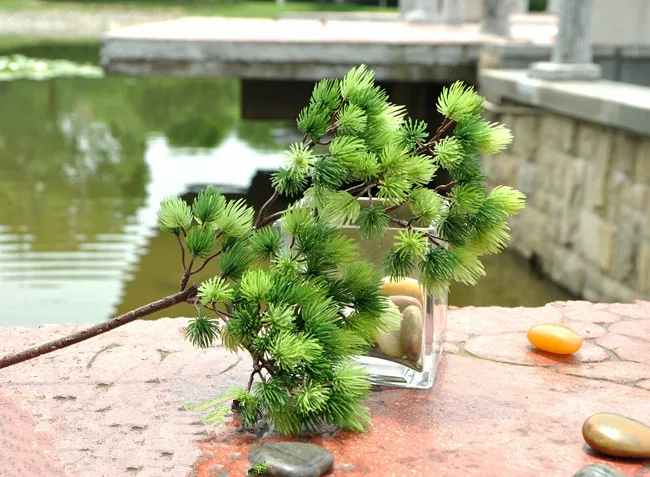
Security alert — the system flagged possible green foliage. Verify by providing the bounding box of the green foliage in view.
[358,206,389,240]
[157,195,192,235]
[184,225,217,259]
[198,276,233,306]
[251,227,283,261]
[185,313,220,349]
[192,185,225,225]
[248,462,268,477]
[409,187,446,225]
[159,65,525,437]
[436,80,484,122]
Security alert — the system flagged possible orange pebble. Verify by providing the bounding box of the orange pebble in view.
[527,323,582,355]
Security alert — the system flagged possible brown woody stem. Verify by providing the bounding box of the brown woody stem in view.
[0,284,200,370]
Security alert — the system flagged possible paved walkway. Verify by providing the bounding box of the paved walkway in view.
[0,300,648,476]
[0,8,184,38]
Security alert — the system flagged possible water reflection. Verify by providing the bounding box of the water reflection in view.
[0,74,573,327]
[0,76,292,326]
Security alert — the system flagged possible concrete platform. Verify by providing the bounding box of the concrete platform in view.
[1,300,649,476]
[100,15,557,82]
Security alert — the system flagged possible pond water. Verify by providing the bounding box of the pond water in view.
[0,53,573,327]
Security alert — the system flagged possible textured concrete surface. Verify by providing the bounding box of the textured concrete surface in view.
[100,15,557,81]
[480,69,650,137]
[0,301,649,476]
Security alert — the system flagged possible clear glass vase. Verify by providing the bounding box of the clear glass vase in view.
[276,198,447,390]
[339,199,447,389]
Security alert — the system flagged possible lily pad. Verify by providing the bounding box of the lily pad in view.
[0,54,102,81]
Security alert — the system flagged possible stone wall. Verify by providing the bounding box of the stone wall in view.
[483,108,650,303]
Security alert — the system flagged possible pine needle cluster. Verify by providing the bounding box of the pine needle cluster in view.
[157,65,525,435]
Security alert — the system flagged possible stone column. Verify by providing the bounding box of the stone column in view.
[529,0,602,80]
[446,0,466,24]
[547,0,561,13]
[401,0,465,25]
[513,0,529,13]
[480,0,511,36]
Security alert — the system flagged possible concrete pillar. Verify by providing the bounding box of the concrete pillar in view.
[401,0,466,25]
[513,0,529,13]
[446,0,466,24]
[529,0,602,80]
[547,0,561,13]
[480,0,511,36]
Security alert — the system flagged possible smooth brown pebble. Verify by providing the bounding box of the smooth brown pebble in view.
[582,413,650,459]
[389,295,422,312]
[381,277,424,304]
[400,305,422,361]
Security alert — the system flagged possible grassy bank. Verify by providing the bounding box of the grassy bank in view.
[0,0,396,17]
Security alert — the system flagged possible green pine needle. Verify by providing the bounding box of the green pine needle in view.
[239,269,272,303]
[281,206,315,236]
[358,206,389,240]
[329,135,366,167]
[433,136,463,170]
[198,276,233,306]
[404,154,438,186]
[448,183,486,215]
[310,78,341,112]
[377,172,411,205]
[419,247,455,297]
[214,199,254,241]
[436,80,484,122]
[396,118,428,151]
[220,240,253,280]
[340,64,376,103]
[157,195,192,235]
[408,187,446,226]
[251,227,283,261]
[184,225,217,259]
[450,246,486,285]
[321,190,361,226]
[192,185,226,225]
[297,103,330,141]
[488,186,527,216]
[336,102,367,136]
[185,313,220,348]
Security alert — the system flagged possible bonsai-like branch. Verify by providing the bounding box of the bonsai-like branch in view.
[254,190,280,228]
[179,257,195,291]
[435,181,456,192]
[0,284,200,370]
[176,234,187,269]
[190,250,223,277]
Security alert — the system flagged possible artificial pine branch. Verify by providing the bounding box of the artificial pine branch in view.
[0,65,526,438]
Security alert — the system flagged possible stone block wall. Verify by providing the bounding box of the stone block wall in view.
[482,109,650,303]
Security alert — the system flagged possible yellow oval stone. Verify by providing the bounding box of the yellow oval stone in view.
[526,323,582,355]
[583,413,650,459]
[381,277,424,304]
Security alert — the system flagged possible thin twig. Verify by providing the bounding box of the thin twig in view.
[254,190,280,228]
[435,181,456,192]
[257,210,285,229]
[190,250,222,276]
[0,284,200,370]
[176,234,187,269]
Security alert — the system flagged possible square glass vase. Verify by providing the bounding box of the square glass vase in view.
[339,199,447,389]
[278,198,447,390]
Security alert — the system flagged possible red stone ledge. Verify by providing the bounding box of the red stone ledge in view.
[0,301,648,477]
